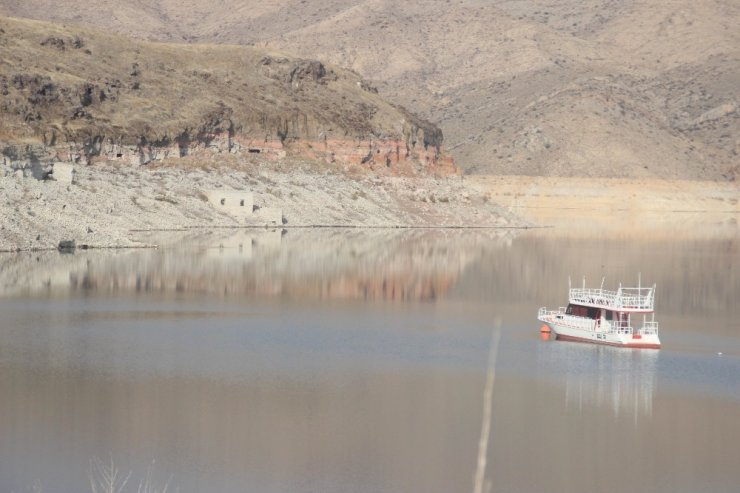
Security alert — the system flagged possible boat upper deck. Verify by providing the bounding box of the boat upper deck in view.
[569,285,655,312]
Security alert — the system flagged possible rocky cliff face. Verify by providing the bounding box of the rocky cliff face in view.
[0,17,454,178]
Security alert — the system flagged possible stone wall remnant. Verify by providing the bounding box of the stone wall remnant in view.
[256,207,283,226]
[203,190,254,217]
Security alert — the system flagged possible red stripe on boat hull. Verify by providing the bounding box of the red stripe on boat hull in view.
[555,333,660,349]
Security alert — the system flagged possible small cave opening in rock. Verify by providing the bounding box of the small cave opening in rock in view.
[248,148,261,154]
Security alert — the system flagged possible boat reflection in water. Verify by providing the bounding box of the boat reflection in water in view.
[537,336,659,420]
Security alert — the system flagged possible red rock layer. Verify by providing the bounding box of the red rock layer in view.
[7,132,457,178]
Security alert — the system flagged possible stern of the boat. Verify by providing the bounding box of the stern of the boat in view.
[619,322,661,349]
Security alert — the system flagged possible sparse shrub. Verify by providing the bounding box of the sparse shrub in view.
[89,457,172,493]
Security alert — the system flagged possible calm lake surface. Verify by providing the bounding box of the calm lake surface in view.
[1,228,738,493]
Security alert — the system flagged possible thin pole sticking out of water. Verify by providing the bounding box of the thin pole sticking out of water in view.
[473,318,501,493]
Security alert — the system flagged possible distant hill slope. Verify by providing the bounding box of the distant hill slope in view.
[0,16,448,174]
[1,0,738,179]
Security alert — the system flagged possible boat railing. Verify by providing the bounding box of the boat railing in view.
[639,320,660,336]
[539,309,660,338]
[569,286,654,311]
[538,308,598,331]
[538,307,559,319]
[606,320,633,335]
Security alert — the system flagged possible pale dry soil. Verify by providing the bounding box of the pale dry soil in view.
[470,175,739,238]
[0,159,517,251]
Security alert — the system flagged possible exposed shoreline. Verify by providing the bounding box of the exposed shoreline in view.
[0,225,539,253]
[469,175,739,238]
[3,158,737,253]
[0,157,519,252]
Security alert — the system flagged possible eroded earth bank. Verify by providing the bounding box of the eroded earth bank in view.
[0,156,519,252]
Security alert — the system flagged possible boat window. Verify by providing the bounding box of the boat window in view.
[605,310,613,321]
[566,304,596,318]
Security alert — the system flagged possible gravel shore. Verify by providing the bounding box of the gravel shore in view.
[1,158,520,251]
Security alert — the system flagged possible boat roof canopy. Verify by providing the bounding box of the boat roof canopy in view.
[568,285,655,313]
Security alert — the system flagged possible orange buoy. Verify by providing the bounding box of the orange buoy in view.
[540,324,551,334]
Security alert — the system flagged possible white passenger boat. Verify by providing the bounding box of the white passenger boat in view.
[538,278,661,349]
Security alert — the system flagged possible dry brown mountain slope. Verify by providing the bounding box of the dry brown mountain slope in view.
[0,16,448,174]
[2,0,739,179]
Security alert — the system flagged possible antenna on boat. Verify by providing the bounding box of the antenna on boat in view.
[600,276,605,291]
[638,272,641,292]
[582,276,585,289]
[568,276,571,292]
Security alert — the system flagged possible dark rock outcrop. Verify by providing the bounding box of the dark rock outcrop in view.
[1,16,454,175]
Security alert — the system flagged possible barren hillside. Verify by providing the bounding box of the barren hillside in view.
[0,16,449,176]
[1,0,737,179]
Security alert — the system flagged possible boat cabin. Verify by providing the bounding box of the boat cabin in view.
[566,304,631,326]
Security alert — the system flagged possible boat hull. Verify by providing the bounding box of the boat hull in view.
[541,321,661,349]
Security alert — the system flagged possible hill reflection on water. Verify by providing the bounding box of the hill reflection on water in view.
[0,228,737,319]
[0,229,515,301]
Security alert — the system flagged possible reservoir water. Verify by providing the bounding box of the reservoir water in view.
[1,228,738,493]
